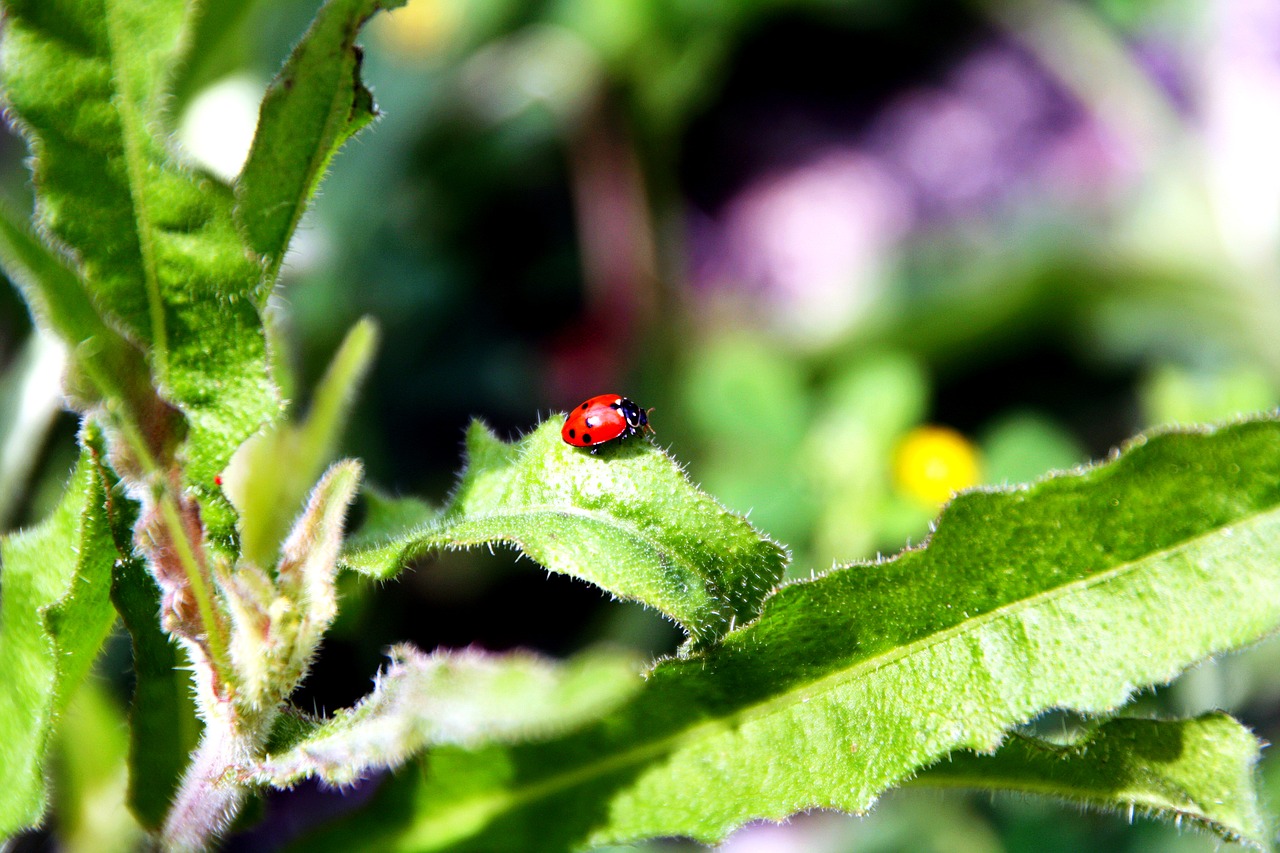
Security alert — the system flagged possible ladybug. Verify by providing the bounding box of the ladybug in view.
[562,394,653,450]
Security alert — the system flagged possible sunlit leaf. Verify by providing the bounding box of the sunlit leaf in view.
[915,713,1266,848]
[236,0,406,277]
[0,450,117,835]
[225,318,377,569]
[0,0,279,483]
[343,420,788,645]
[301,417,1280,851]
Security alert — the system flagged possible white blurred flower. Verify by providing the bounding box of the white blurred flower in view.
[1204,0,1280,266]
[177,75,263,183]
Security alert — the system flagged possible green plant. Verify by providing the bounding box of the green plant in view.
[0,1,1277,851]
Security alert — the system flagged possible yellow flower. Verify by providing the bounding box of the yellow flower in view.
[893,425,981,505]
[371,0,460,58]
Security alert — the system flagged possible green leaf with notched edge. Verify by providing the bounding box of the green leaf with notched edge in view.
[248,646,643,788]
[913,713,1267,848]
[0,0,279,483]
[236,0,406,276]
[0,449,117,837]
[299,417,1280,851]
[343,420,788,646]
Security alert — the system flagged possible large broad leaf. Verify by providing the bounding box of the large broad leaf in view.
[236,0,406,278]
[249,646,643,787]
[0,0,278,482]
[290,712,1269,852]
[300,417,1280,850]
[915,713,1266,846]
[344,420,789,645]
[0,449,118,836]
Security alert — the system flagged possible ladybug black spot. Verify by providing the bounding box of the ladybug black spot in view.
[580,402,589,410]
[582,433,592,443]
[568,428,576,438]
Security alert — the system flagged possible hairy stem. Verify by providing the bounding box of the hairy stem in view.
[161,704,274,853]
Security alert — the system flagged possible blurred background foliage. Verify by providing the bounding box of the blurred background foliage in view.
[4,0,1280,850]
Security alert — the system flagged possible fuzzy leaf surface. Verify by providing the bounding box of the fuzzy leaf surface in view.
[0,451,117,836]
[236,0,405,274]
[0,0,278,481]
[343,420,788,645]
[250,646,643,788]
[305,418,1280,851]
[915,713,1267,848]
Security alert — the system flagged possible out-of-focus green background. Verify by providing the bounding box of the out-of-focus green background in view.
[3,0,1280,850]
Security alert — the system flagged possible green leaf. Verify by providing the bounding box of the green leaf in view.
[111,549,199,830]
[0,203,164,428]
[0,449,117,836]
[52,680,144,853]
[250,646,643,787]
[915,713,1267,848]
[343,420,788,645]
[236,0,406,276]
[0,0,279,482]
[304,417,1280,851]
[344,488,438,552]
[224,318,377,569]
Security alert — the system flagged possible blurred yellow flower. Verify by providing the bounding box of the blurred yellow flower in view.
[371,0,459,58]
[893,425,981,505]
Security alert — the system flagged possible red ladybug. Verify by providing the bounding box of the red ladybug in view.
[562,394,653,450]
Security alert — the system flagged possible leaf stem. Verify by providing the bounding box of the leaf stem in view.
[110,407,233,687]
[156,488,231,681]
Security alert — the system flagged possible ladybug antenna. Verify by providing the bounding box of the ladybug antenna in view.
[645,407,656,435]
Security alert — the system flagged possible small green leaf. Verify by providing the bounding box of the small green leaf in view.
[308,417,1280,851]
[343,420,788,645]
[225,318,377,570]
[250,645,643,787]
[0,449,117,836]
[915,713,1267,849]
[236,0,406,275]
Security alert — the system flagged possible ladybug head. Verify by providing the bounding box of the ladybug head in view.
[614,398,655,436]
